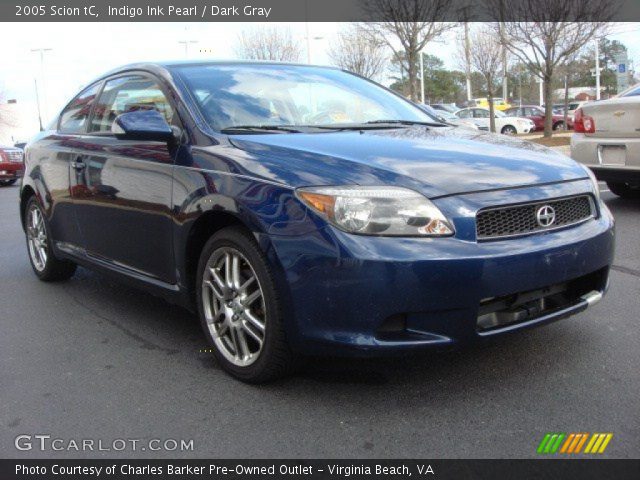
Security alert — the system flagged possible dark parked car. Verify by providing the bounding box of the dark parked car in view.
[20,62,614,382]
[0,145,24,186]
[504,105,573,131]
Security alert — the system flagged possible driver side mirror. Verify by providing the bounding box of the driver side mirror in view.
[113,110,174,142]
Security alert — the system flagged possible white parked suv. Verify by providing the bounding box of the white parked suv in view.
[570,84,640,198]
[454,107,535,134]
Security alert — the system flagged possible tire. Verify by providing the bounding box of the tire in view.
[607,181,640,199]
[501,125,517,135]
[24,196,77,281]
[553,121,564,131]
[196,226,295,383]
[0,179,17,186]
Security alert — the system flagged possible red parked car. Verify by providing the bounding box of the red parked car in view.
[0,145,24,186]
[504,105,573,131]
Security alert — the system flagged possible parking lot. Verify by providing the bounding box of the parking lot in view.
[0,183,638,459]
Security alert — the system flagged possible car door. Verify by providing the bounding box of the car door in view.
[38,82,101,250]
[70,74,179,283]
[472,108,490,129]
[525,107,544,130]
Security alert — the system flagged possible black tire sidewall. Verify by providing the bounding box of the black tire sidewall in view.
[25,197,54,279]
[24,197,76,281]
[195,227,289,382]
[502,125,516,134]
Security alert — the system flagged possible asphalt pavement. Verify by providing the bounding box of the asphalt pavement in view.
[0,183,638,459]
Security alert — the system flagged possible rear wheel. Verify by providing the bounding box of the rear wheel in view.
[607,181,640,199]
[501,125,517,135]
[553,121,564,131]
[0,179,17,186]
[24,197,77,281]
[196,226,295,383]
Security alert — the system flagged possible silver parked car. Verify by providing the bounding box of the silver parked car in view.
[571,83,640,198]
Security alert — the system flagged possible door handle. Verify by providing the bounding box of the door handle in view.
[71,158,86,171]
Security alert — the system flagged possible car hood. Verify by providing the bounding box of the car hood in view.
[228,126,588,198]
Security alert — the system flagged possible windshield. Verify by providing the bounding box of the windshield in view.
[173,64,438,131]
[495,110,506,118]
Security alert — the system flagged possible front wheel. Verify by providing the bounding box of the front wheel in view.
[607,181,640,199]
[553,121,564,131]
[196,226,295,383]
[24,197,77,281]
[501,125,517,135]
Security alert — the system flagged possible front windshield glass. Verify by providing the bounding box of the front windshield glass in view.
[173,64,439,130]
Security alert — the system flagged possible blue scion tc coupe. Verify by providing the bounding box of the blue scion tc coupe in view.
[20,62,614,382]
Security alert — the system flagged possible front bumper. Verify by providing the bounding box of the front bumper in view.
[0,162,24,180]
[270,180,615,356]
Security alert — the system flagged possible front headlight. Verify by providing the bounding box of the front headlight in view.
[296,186,455,236]
[583,166,601,201]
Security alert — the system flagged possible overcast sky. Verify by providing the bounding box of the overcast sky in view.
[0,22,638,141]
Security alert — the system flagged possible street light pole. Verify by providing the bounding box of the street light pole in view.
[595,39,601,100]
[30,47,52,121]
[178,40,198,58]
[34,78,43,131]
[420,51,425,104]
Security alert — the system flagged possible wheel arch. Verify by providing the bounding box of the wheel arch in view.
[19,185,37,230]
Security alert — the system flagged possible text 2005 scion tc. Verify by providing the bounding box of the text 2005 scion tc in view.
[20,62,614,382]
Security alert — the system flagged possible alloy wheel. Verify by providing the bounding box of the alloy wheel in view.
[201,247,266,367]
[26,204,48,272]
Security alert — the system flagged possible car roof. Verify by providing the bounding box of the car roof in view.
[85,60,344,91]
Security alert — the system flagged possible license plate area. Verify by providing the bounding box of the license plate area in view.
[598,145,626,165]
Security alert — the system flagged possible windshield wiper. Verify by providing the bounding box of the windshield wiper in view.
[364,119,446,127]
[220,125,303,134]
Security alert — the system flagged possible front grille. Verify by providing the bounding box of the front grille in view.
[476,195,594,240]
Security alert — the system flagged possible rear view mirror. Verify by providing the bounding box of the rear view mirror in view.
[112,110,174,142]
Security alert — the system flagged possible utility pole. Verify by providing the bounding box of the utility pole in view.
[594,39,601,100]
[30,48,52,121]
[464,22,472,102]
[34,78,43,131]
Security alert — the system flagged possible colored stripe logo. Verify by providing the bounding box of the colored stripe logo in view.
[537,433,613,454]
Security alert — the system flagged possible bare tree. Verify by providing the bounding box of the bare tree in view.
[235,27,302,62]
[488,0,615,137]
[362,0,455,101]
[328,25,388,80]
[468,26,503,133]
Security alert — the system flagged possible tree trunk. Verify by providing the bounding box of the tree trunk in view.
[407,50,417,101]
[488,91,496,133]
[563,74,569,131]
[543,73,554,138]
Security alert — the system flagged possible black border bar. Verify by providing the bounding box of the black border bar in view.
[2,459,640,480]
[4,0,640,22]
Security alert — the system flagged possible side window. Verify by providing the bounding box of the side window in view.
[622,86,640,97]
[89,76,174,133]
[474,109,489,118]
[58,83,100,133]
[457,109,470,118]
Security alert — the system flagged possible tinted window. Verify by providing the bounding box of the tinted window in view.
[173,64,431,131]
[473,109,489,118]
[90,76,174,133]
[456,109,470,118]
[622,86,640,97]
[59,84,100,133]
